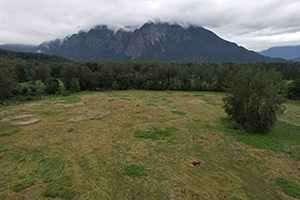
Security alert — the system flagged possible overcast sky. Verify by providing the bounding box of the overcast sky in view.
[0,0,300,51]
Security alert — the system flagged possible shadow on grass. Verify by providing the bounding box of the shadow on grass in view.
[215,117,300,159]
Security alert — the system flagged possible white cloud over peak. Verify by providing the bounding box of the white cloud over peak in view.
[0,0,300,51]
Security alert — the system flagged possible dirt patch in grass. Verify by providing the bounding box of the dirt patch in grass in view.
[12,118,40,126]
[67,110,111,122]
[0,114,35,122]
[63,102,85,108]
[0,114,40,125]
[190,99,207,104]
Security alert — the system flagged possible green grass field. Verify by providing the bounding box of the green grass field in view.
[0,90,299,200]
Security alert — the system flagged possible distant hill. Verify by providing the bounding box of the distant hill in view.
[0,48,70,62]
[259,45,300,60]
[0,22,280,62]
[0,44,36,52]
[293,57,300,62]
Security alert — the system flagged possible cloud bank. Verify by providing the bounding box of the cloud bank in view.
[0,0,300,51]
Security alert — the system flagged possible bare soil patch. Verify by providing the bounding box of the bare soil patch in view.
[0,114,35,122]
[12,118,40,125]
[190,99,207,103]
[67,110,111,122]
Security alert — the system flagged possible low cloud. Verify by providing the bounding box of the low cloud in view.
[0,0,300,50]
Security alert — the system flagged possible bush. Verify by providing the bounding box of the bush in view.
[45,77,59,94]
[222,67,286,133]
[287,78,300,100]
[70,78,80,93]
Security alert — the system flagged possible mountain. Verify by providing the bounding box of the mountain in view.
[259,45,300,60]
[0,44,36,52]
[0,22,279,62]
[0,48,70,63]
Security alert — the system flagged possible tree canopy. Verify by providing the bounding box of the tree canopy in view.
[222,66,286,133]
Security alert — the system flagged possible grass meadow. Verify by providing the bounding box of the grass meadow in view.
[0,90,299,199]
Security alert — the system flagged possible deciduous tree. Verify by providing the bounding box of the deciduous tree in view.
[222,66,286,133]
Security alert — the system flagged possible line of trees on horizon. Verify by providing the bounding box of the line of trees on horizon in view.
[1,61,300,105]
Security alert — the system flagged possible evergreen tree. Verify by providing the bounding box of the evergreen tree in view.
[0,68,18,101]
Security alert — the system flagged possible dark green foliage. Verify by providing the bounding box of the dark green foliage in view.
[0,49,70,62]
[222,67,286,133]
[61,65,79,91]
[36,66,51,83]
[124,165,146,177]
[0,68,18,101]
[171,110,187,116]
[20,83,46,96]
[277,178,300,198]
[287,78,300,100]
[79,65,94,90]
[70,78,80,93]
[12,178,35,192]
[43,175,76,199]
[45,77,59,94]
[134,126,179,140]
[1,58,300,105]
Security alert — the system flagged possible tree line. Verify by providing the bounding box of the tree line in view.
[0,49,70,63]
[1,61,300,105]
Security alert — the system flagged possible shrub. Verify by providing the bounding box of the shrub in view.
[287,78,300,100]
[45,77,59,94]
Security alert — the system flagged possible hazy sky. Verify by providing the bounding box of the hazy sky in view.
[0,0,300,51]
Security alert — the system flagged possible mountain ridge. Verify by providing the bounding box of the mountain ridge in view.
[0,22,281,62]
[259,45,300,60]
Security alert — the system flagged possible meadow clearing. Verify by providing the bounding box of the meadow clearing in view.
[0,90,299,200]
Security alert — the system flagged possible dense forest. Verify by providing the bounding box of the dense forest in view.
[0,49,70,63]
[1,55,300,106]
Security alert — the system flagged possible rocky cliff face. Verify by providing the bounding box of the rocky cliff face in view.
[1,22,278,62]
